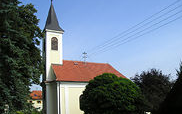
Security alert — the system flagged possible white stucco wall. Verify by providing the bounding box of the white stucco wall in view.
[69,87,85,114]
[45,29,64,114]
[45,29,88,114]
[45,29,63,80]
[46,83,58,114]
[58,82,88,114]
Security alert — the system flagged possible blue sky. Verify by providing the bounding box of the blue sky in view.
[20,0,182,90]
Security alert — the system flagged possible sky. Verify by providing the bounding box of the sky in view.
[20,0,182,90]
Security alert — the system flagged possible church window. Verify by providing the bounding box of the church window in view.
[51,37,58,50]
[37,101,41,104]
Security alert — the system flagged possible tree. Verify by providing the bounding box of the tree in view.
[131,69,173,114]
[80,73,145,114]
[157,63,182,114]
[0,0,43,113]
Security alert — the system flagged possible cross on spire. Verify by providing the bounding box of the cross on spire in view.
[44,0,64,32]
[82,52,87,64]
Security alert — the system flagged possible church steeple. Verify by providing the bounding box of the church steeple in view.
[43,1,64,114]
[44,1,64,79]
[44,2,64,32]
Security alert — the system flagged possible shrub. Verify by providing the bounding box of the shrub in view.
[80,73,145,114]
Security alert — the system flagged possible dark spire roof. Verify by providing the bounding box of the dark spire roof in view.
[44,3,64,32]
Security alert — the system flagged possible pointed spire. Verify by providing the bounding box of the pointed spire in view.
[44,2,64,32]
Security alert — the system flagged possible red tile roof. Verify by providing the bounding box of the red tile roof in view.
[30,90,42,100]
[52,60,126,82]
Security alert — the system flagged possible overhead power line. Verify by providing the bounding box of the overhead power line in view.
[90,14,182,57]
[89,8,182,56]
[90,4,182,55]
[87,0,181,54]
[85,0,182,57]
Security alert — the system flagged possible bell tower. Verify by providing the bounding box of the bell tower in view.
[42,1,64,114]
[44,2,64,80]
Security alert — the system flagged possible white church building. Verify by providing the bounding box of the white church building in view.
[42,2,126,114]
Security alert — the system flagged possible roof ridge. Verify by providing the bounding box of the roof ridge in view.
[63,60,109,65]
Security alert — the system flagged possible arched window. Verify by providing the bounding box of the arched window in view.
[51,37,58,50]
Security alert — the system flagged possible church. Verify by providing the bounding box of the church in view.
[42,2,126,114]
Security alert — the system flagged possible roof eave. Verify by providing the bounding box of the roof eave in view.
[45,29,64,34]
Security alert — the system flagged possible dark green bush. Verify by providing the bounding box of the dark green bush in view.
[80,73,145,114]
[157,63,182,114]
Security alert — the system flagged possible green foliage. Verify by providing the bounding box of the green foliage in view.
[80,73,145,114]
[157,63,182,114]
[131,69,173,113]
[14,103,42,114]
[16,109,42,114]
[0,0,43,113]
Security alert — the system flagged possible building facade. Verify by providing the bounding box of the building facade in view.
[29,90,42,111]
[42,2,126,114]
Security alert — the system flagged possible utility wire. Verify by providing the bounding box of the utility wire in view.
[87,0,181,54]
[89,9,182,56]
[89,4,182,56]
[90,14,182,56]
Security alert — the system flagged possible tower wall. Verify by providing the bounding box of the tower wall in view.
[43,29,63,114]
[45,29,63,80]
[43,2,64,114]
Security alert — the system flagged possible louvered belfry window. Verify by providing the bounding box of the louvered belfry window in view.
[51,37,58,50]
